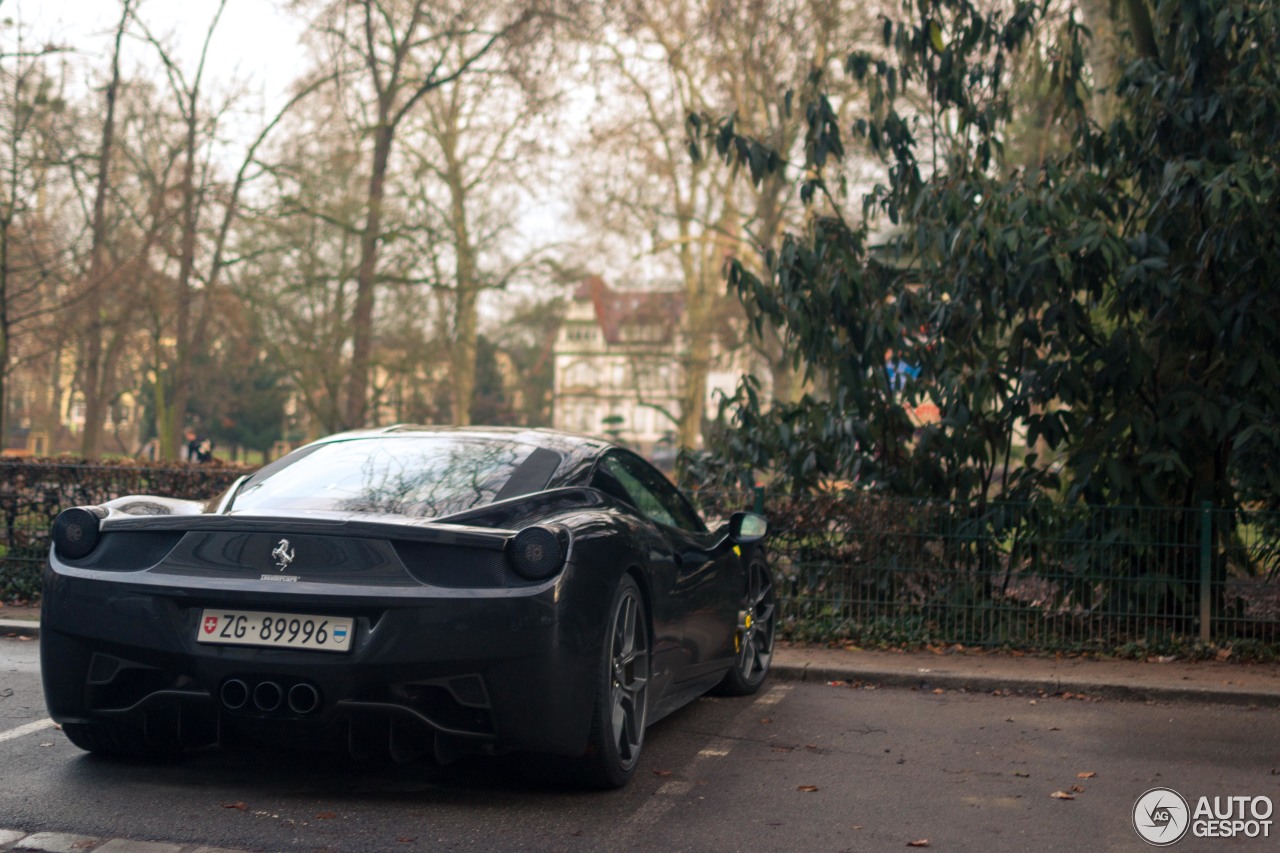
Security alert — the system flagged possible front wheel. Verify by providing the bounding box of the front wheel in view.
[574,574,650,789]
[713,557,776,696]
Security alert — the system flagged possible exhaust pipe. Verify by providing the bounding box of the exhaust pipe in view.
[288,682,321,715]
[252,680,283,712]
[220,678,249,710]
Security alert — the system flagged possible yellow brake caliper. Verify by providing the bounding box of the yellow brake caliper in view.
[735,611,753,652]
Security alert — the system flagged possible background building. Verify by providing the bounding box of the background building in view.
[553,277,683,461]
[552,276,764,466]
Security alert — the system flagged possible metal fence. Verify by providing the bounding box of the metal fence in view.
[4,461,1278,654]
[687,490,1280,654]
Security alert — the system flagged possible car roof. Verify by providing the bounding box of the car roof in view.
[302,425,615,489]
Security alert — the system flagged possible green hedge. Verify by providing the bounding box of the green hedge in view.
[0,458,252,602]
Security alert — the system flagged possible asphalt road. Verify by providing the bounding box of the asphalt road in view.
[3,635,1279,852]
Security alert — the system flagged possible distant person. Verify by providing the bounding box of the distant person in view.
[184,427,214,463]
[884,349,921,392]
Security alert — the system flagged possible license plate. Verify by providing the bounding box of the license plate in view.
[197,609,354,653]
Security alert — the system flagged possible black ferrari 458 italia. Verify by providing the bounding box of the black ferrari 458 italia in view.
[41,427,775,788]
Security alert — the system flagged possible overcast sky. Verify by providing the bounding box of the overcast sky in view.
[7,1,628,292]
[12,0,307,115]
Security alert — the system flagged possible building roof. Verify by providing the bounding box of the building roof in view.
[573,276,684,345]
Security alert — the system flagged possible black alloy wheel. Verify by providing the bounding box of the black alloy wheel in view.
[714,557,776,696]
[575,574,650,788]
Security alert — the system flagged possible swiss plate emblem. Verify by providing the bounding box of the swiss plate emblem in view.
[203,615,218,634]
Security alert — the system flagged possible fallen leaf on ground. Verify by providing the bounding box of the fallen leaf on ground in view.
[397,837,417,843]
[1050,791,1076,800]
[760,718,773,724]
[222,802,247,810]
[316,812,337,819]
[907,839,930,847]
[652,769,672,777]
[1014,772,1030,778]
[1071,785,1086,793]
[798,785,819,792]
[1077,771,1096,779]
[931,688,945,694]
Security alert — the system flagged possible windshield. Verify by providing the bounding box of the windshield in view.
[231,436,551,518]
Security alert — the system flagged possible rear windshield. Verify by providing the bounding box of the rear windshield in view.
[230,436,552,518]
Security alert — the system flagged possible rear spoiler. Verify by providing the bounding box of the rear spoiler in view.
[94,505,513,551]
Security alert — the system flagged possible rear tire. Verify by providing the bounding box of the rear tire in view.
[713,557,776,696]
[61,720,172,760]
[573,574,650,789]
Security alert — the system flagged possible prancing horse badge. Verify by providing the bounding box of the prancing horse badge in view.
[271,538,295,571]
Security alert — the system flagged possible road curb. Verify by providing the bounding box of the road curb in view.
[0,619,38,638]
[769,660,1280,708]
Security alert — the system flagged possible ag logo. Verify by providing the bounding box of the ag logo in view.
[1134,787,1190,845]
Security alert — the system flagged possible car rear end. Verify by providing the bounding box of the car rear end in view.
[41,511,596,762]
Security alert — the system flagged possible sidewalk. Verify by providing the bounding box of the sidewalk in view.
[7,615,1280,708]
[771,641,1280,707]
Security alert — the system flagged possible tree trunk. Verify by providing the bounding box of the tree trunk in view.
[0,217,9,451]
[678,283,712,450]
[346,119,394,430]
[78,1,129,457]
[443,133,478,425]
[166,111,200,459]
[674,198,710,451]
[754,172,800,404]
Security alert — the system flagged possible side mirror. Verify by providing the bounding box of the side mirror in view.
[728,511,768,545]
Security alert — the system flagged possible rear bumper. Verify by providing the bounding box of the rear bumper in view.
[40,562,600,758]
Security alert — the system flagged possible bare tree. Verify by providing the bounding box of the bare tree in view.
[403,17,561,424]
[0,19,71,448]
[129,3,337,458]
[236,89,378,437]
[580,0,868,449]
[704,0,867,406]
[76,0,132,457]
[582,1,749,450]
[304,0,538,429]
